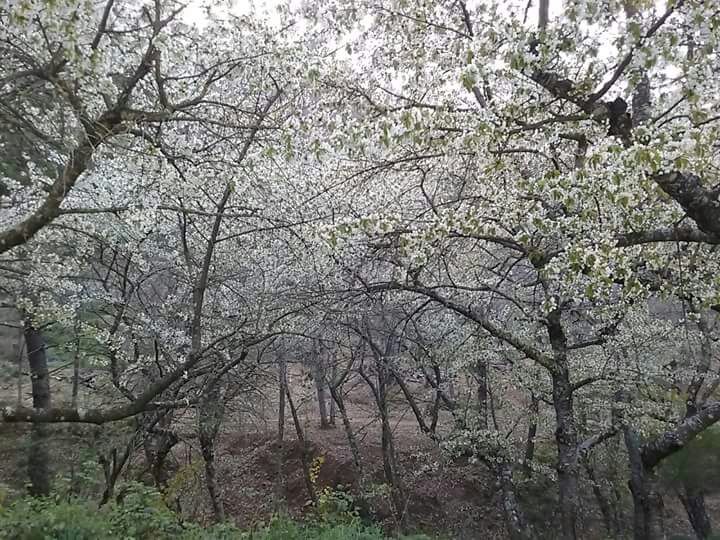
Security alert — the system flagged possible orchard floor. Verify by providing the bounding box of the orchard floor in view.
[0,375,718,539]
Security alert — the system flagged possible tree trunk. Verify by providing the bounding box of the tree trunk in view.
[15,328,24,407]
[380,402,405,526]
[99,441,134,507]
[24,319,51,497]
[278,358,286,442]
[552,369,580,540]
[475,359,488,429]
[71,320,80,408]
[547,309,579,540]
[624,424,665,540]
[359,360,405,528]
[199,380,226,522]
[328,364,337,426]
[375,366,405,526]
[583,456,618,537]
[314,359,331,429]
[523,393,539,477]
[497,461,535,540]
[679,484,712,539]
[328,383,363,482]
[429,379,441,434]
[285,384,317,505]
[143,413,178,490]
[538,0,549,30]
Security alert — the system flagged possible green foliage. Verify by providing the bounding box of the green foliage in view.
[42,309,112,368]
[0,483,239,540]
[248,517,433,540]
[163,460,203,508]
[308,455,362,525]
[659,426,720,493]
[0,485,432,540]
[248,516,384,540]
[315,484,360,525]
[53,456,104,500]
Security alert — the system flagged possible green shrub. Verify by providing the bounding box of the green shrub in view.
[247,516,432,539]
[0,482,239,540]
[0,485,432,540]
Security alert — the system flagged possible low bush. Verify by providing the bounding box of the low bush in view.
[0,483,432,540]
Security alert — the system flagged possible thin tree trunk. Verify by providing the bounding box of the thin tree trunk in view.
[475,359,488,430]
[328,383,363,482]
[314,359,331,429]
[24,320,50,407]
[143,413,178,490]
[380,401,404,527]
[522,393,539,477]
[583,456,618,537]
[198,380,226,522]
[678,313,713,539]
[497,461,535,540]
[613,389,649,540]
[538,0,549,30]
[678,484,712,540]
[387,364,431,435]
[24,318,51,497]
[71,319,80,408]
[328,364,337,426]
[15,328,24,407]
[285,384,317,505]
[278,358,286,442]
[360,362,405,529]
[429,373,441,435]
[623,422,665,540]
[623,1,651,127]
[99,439,134,507]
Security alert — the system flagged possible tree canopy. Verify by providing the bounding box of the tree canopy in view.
[1,1,719,539]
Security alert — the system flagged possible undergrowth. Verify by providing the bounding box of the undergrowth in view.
[0,482,432,540]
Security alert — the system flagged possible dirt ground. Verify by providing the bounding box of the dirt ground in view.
[0,370,717,539]
[171,386,514,540]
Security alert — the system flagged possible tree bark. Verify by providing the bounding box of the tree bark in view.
[497,461,535,540]
[143,413,178,490]
[328,363,337,426]
[313,357,331,429]
[547,309,579,540]
[552,368,580,540]
[285,383,317,505]
[71,319,81,408]
[328,383,364,483]
[522,393,539,477]
[278,358,286,442]
[538,0,549,30]
[678,484,712,539]
[15,327,24,407]
[23,319,51,496]
[475,359,488,430]
[360,360,405,528]
[625,425,665,540]
[198,380,226,522]
[99,439,134,507]
[583,456,619,537]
